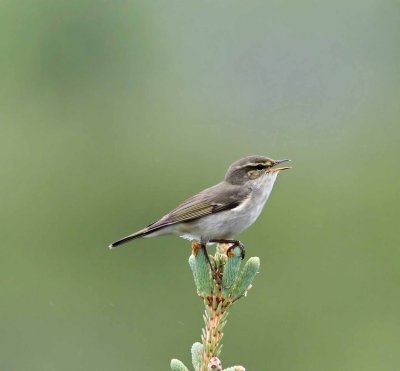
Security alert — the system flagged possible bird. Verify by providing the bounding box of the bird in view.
[109,155,290,265]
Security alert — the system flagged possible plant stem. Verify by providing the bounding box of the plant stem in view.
[199,247,230,370]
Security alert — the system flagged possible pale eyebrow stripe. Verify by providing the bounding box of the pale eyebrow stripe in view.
[237,162,267,169]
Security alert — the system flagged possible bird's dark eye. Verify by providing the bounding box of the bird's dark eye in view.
[255,164,265,171]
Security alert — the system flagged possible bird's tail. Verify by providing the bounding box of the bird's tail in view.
[108,228,152,250]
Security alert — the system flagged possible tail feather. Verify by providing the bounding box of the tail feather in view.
[108,228,150,249]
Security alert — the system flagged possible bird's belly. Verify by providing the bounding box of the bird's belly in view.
[175,214,238,241]
[176,201,265,241]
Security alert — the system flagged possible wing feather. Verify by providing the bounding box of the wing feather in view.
[146,182,248,230]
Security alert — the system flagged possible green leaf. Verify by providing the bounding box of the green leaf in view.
[191,342,203,370]
[222,246,242,297]
[188,248,212,296]
[170,358,189,371]
[231,257,260,300]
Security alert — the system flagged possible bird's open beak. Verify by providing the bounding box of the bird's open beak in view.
[269,159,291,173]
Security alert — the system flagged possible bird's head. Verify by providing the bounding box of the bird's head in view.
[224,155,291,187]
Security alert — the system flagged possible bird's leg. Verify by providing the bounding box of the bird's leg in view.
[199,243,214,270]
[209,239,246,259]
[200,243,223,286]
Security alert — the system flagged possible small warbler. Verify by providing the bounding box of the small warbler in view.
[109,155,290,266]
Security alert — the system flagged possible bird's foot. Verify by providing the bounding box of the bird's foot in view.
[209,239,246,260]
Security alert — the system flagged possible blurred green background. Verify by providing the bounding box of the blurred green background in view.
[1,0,399,370]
